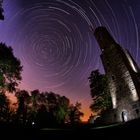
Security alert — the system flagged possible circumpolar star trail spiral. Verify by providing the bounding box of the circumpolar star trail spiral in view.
[0,0,140,121]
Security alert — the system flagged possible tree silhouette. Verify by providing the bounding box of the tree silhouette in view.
[0,43,22,93]
[34,92,57,127]
[53,95,70,124]
[0,92,10,122]
[29,90,48,125]
[45,92,61,125]
[30,91,77,127]
[68,102,84,124]
[15,90,30,126]
[31,89,39,113]
[0,0,4,20]
[88,69,112,114]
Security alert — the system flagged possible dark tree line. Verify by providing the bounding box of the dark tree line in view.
[0,43,83,128]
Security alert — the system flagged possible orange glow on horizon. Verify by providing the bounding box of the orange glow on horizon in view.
[81,106,92,122]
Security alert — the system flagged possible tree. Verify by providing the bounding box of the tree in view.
[15,90,30,126]
[31,89,40,113]
[0,43,22,92]
[29,90,48,125]
[34,92,65,127]
[45,92,63,124]
[0,0,4,20]
[0,92,10,122]
[34,91,71,126]
[88,69,112,114]
[53,96,70,124]
[35,104,53,127]
[68,102,84,124]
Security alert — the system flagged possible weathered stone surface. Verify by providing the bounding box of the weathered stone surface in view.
[94,26,140,123]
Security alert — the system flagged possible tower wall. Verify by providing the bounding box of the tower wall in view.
[94,26,140,123]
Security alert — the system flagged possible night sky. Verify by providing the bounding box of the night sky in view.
[0,0,140,121]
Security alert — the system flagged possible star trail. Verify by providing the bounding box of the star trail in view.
[0,0,140,121]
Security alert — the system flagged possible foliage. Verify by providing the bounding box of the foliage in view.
[0,92,10,121]
[88,69,112,114]
[0,88,84,127]
[15,90,30,126]
[0,0,4,20]
[67,102,84,124]
[14,90,83,127]
[0,43,22,92]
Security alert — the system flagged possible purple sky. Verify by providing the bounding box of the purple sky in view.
[0,0,140,121]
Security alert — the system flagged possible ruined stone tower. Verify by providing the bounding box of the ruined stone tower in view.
[94,26,140,123]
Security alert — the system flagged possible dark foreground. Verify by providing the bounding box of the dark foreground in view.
[1,118,140,139]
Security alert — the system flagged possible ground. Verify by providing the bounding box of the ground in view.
[1,118,140,139]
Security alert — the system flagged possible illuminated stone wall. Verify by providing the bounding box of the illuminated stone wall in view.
[94,27,140,123]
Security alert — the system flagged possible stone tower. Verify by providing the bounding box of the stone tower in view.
[94,26,140,123]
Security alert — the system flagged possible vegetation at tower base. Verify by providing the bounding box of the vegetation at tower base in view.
[88,69,112,117]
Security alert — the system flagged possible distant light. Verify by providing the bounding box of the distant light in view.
[32,122,35,125]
